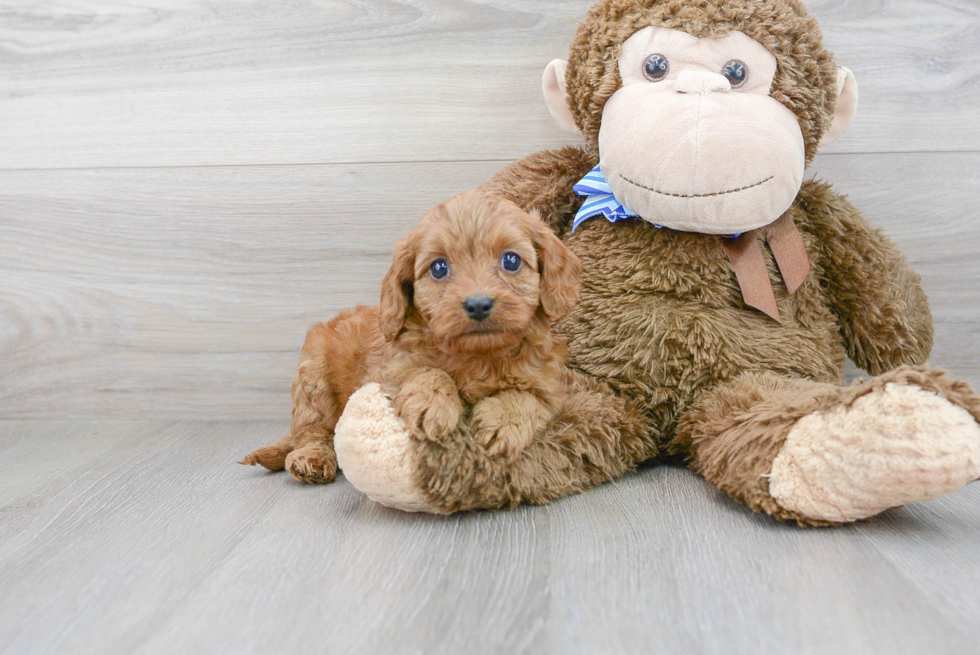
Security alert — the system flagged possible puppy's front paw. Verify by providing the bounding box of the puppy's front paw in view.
[472,394,538,463]
[285,446,338,484]
[476,421,535,464]
[394,386,462,441]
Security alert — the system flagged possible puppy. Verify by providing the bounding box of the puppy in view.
[240,190,581,483]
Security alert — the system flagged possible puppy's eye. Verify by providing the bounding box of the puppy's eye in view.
[722,60,747,88]
[501,251,523,273]
[642,54,670,82]
[429,258,449,280]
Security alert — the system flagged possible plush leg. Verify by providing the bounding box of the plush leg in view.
[677,366,980,525]
[335,372,655,513]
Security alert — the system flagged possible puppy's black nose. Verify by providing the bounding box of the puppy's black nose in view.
[463,294,494,322]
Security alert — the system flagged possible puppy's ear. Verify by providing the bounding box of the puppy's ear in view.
[529,212,581,323]
[379,232,416,342]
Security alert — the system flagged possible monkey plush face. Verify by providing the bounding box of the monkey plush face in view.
[542,0,859,236]
[598,27,804,234]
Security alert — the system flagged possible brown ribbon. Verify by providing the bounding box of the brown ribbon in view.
[721,212,811,323]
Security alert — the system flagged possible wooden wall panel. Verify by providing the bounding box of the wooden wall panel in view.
[2,0,979,418]
[1,0,978,170]
[0,161,501,418]
[1,153,978,419]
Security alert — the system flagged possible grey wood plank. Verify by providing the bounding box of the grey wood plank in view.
[0,160,502,419]
[2,153,979,419]
[139,483,553,655]
[0,153,980,418]
[0,421,153,506]
[0,421,978,655]
[1,0,978,170]
[0,420,298,655]
[852,490,980,638]
[545,468,978,655]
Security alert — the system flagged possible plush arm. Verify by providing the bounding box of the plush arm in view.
[802,180,934,375]
[477,146,596,235]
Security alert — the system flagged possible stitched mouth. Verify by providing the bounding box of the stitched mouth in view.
[619,174,774,199]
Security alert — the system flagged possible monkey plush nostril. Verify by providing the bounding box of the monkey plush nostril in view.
[674,70,732,94]
[463,295,495,322]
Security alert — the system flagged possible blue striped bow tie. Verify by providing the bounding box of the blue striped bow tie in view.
[570,164,804,324]
[572,165,643,232]
[572,165,740,238]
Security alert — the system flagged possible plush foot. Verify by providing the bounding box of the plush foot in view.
[769,382,980,522]
[285,445,338,484]
[334,383,440,512]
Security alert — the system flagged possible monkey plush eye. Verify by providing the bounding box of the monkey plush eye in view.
[642,54,670,82]
[501,251,523,273]
[429,258,449,280]
[722,60,748,88]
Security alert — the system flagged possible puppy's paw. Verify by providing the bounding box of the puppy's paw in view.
[394,387,462,441]
[285,446,338,484]
[476,421,535,464]
[472,394,538,463]
[393,369,463,441]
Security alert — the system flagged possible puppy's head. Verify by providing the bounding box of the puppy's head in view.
[380,190,580,354]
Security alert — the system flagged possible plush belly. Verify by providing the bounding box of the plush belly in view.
[557,217,845,436]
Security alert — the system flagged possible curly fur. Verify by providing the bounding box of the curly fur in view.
[414,0,972,523]
[472,138,944,520]
[240,191,581,482]
[254,0,979,524]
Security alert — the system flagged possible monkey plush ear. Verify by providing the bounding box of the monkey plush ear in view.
[819,67,859,147]
[379,233,416,342]
[542,59,582,135]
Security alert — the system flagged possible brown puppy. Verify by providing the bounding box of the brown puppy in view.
[240,190,581,483]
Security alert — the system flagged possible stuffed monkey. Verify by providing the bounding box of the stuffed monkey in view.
[333,0,980,525]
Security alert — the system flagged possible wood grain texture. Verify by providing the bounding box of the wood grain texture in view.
[1,0,979,171]
[0,420,978,655]
[2,3,979,652]
[2,152,979,419]
[0,160,498,418]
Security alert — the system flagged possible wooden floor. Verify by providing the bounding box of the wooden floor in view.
[3,1,980,653]
[1,420,978,655]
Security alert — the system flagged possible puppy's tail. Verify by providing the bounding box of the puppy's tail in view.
[238,440,292,470]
